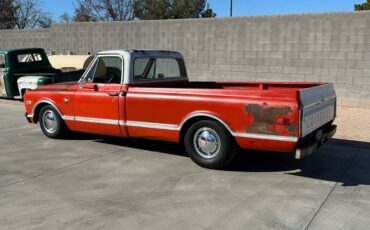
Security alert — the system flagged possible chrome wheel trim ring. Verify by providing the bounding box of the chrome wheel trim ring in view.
[193,127,221,159]
[42,110,57,134]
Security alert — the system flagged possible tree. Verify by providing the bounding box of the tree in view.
[73,4,97,22]
[74,0,134,21]
[59,13,72,24]
[201,3,216,18]
[38,14,53,28]
[133,0,216,20]
[355,1,370,10]
[13,0,52,29]
[133,0,172,20]
[0,0,17,29]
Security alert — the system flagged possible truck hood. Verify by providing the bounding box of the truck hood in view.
[36,81,78,91]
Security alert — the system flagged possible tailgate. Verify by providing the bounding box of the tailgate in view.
[299,83,336,137]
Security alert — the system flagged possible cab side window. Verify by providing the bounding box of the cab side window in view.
[134,58,185,81]
[86,56,123,84]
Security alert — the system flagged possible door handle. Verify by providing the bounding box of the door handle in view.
[107,92,119,96]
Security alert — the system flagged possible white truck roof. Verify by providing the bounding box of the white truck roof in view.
[98,49,183,59]
[88,49,186,84]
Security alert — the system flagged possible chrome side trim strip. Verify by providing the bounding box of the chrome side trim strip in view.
[125,120,179,131]
[74,116,119,125]
[32,99,63,118]
[179,112,234,134]
[33,112,298,142]
[62,115,75,121]
[233,132,298,142]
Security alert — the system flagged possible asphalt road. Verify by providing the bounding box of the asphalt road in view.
[0,102,369,230]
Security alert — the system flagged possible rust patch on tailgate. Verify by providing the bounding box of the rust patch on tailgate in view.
[245,103,297,136]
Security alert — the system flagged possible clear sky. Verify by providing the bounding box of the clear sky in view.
[43,0,365,20]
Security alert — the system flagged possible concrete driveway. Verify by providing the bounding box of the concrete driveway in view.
[0,102,369,230]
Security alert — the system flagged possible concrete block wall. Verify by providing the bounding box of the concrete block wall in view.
[1,12,370,99]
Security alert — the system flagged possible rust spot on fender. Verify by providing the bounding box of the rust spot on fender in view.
[245,103,297,136]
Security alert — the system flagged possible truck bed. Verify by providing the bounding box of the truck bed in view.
[130,80,336,139]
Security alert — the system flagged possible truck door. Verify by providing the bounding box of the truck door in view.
[74,55,128,136]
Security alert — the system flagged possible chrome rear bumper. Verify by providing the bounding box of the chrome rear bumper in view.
[295,124,337,159]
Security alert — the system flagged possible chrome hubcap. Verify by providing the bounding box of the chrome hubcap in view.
[42,110,57,133]
[193,127,221,159]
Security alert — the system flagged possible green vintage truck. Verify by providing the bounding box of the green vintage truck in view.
[0,48,89,99]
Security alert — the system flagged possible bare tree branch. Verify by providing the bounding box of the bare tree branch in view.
[74,0,134,21]
[13,0,52,29]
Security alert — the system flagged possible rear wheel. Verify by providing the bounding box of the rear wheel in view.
[39,105,68,139]
[184,120,237,169]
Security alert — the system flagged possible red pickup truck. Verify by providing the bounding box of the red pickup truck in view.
[24,50,337,169]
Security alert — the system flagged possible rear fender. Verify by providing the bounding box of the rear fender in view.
[17,76,52,97]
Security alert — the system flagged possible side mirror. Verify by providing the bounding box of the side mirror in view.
[79,78,98,91]
[83,83,99,91]
[0,63,5,69]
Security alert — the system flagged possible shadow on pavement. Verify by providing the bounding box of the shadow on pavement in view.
[87,135,369,186]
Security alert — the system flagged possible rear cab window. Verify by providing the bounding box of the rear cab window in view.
[134,57,186,82]
[17,53,44,63]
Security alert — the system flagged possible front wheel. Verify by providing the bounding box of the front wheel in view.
[39,105,68,139]
[184,120,237,169]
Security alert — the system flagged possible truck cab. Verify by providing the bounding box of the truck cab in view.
[0,48,87,99]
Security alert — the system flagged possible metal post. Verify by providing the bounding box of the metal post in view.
[230,0,233,17]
